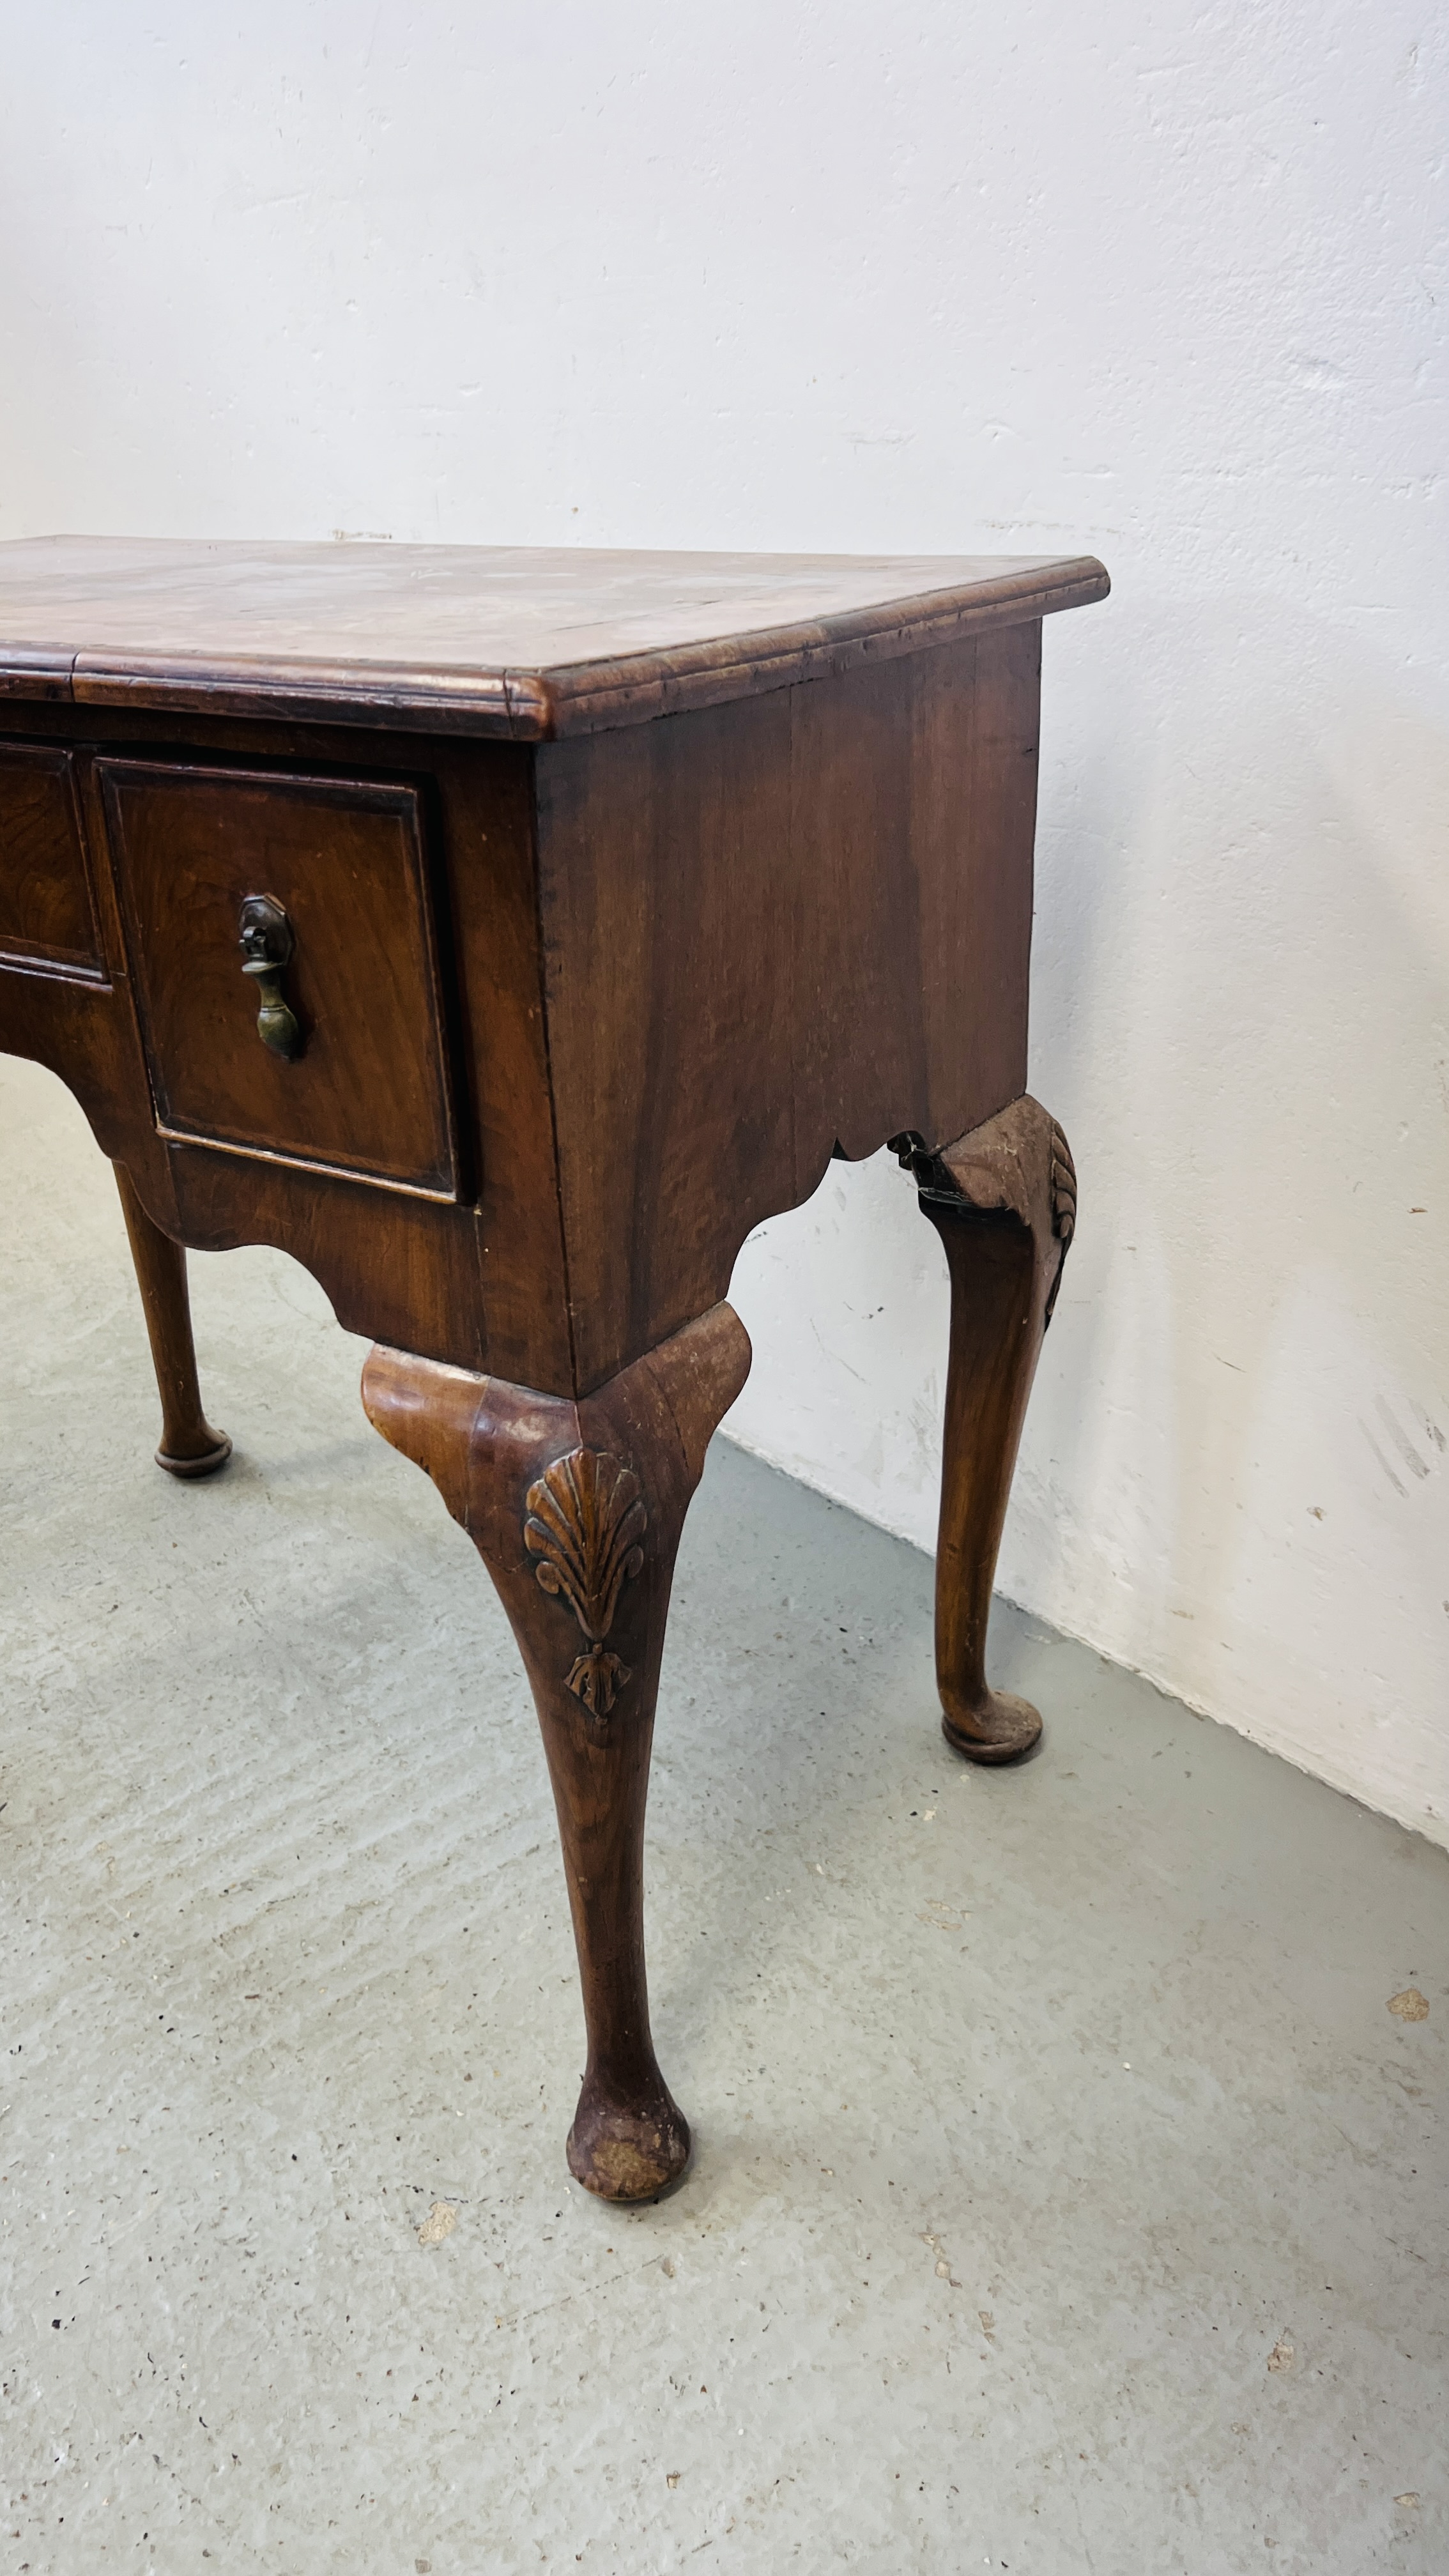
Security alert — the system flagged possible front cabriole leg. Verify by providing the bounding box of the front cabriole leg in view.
[893,1096,1076,1763]
[362,1304,752,2202]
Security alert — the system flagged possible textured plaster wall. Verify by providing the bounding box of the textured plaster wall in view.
[2,4,1446,1841]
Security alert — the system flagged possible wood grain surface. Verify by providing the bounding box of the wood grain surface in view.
[0,742,103,976]
[0,537,1108,739]
[537,626,1041,1387]
[101,760,459,1199]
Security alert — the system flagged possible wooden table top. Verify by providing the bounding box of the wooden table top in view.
[0,536,1108,740]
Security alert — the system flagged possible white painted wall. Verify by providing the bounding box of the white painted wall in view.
[3,4,1446,1841]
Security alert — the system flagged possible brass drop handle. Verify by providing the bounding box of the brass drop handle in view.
[238,894,303,1061]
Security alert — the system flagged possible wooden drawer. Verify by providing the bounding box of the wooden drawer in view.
[100,760,460,1199]
[0,743,103,979]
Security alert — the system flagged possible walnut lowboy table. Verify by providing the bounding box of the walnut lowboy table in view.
[0,535,1107,2202]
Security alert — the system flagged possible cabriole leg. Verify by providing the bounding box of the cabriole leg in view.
[113,1164,232,1479]
[362,1303,751,2202]
[895,1096,1075,1763]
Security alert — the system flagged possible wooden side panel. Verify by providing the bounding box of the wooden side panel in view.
[0,742,103,976]
[910,620,1038,1144]
[537,629,1039,1391]
[790,629,1036,1169]
[787,650,925,1176]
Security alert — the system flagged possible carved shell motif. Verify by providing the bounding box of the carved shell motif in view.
[523,1448,647,1720]
[1048,1121,1077,1249]
[1045,1121,1077,1326]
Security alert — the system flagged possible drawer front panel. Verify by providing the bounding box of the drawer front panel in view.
[0,744,103,977]
[100,760,460,1199]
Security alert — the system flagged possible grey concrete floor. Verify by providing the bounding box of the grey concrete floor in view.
[1,1055,1446,2576]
